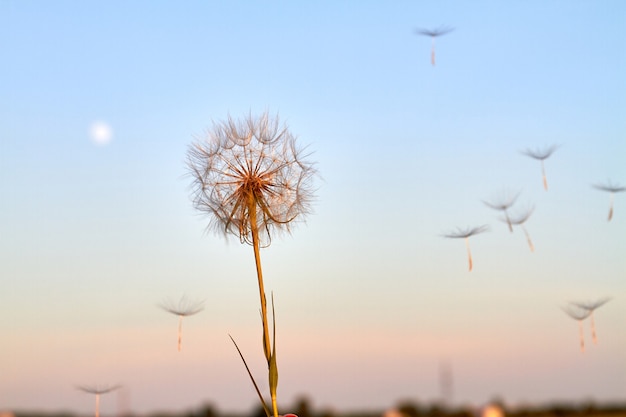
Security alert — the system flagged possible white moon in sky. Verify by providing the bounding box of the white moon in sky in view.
[90,121,113,145]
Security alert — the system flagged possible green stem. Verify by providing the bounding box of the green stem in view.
[271,394,278,417]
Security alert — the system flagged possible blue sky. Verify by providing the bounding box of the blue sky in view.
[1,1,625,415]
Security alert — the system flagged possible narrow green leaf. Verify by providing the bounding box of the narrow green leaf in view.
[269,293,279,417]
[229,334,271,417]
[268,294,278,398]
[261,308,270,364]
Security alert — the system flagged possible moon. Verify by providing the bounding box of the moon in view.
[90,121,113,145]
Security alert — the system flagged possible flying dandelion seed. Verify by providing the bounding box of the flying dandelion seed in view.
[76,385,121,417]
[561,305,591,353]
[521,145,559,191]
[502,205,535,252]
[442,225,489,272]
[571,297,611,345]
[159,296,204,352]
[415,25,454,66]
[483,190,520,233]
[187,111,317,417]
[592,181,625,221]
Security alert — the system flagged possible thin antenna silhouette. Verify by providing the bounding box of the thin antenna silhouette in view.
[571,297,611,344]
[592,181,625,221]
[439,360,454,407]
[561,305,591,353]
[521,145,559,191]
[159,295,204,352]
[415,25,454,66]
[442,225,489,271]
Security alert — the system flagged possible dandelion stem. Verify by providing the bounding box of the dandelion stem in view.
[248,198,271,364]
[95,393,100,417]
[590,312,598,344]
[608,194,614,221]
[578,320,585,353]
[177,315,183,352]
[465,237,473,272]
[522,225,534,252]
[541,161,548,191]
[431,38,436,66]
[248,197,278,417]
[505,212,513,233]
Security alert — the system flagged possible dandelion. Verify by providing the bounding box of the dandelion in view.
[159,295,205,352]
[415,26,454,66]
[483,190,520,233]
[561,305,591,353]
[592,181,625,221]
[442,225,489,272]
[187,111,317,417]
[571,297,611,345]
[76,385,121,417]
[521,145,559,191]
[502,205,535,252]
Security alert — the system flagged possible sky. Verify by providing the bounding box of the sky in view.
[1,0,625,415]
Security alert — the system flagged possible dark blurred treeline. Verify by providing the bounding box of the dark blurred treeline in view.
[10,397,626,417]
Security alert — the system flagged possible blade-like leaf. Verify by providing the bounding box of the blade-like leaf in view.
[229,334,271,417]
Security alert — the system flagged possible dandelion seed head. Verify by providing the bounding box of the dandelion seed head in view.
[483,190,521,211]
[501,205,534,225]
[592,181,626,193]
[76,384,121,395]
[571,297,612,311]
[187,111,317,247]
[442,225,489,239]
[415,26,455,37]
[561,304,592,321]
[521,144,560,161]
[159,295,205,316]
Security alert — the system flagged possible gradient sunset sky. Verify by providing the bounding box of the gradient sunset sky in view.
[1,1,625,415]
